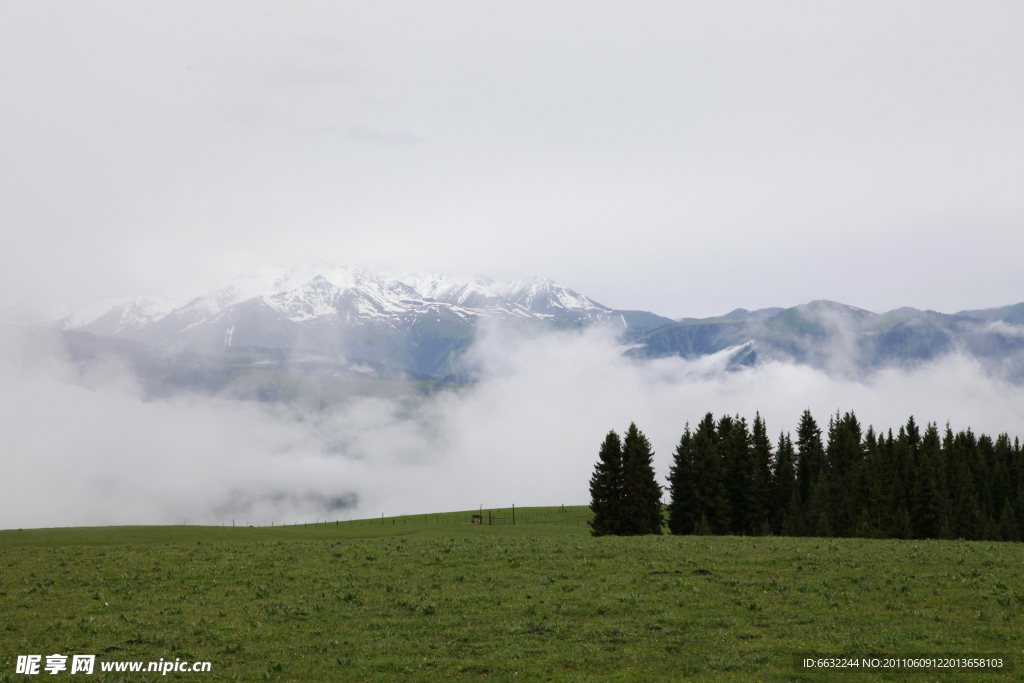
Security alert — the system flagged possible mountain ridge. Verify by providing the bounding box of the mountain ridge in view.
[628,298,1024,381]
[5,266,1024,385]
[29,264,674,379]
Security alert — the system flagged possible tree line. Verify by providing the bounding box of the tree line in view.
[589,410,1023,541]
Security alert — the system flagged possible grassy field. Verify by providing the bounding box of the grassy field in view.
[1,506,1022,682]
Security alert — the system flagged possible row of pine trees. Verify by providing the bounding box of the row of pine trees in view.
[589,410,1024,541]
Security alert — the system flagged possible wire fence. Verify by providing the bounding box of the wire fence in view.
[221,506,592,528]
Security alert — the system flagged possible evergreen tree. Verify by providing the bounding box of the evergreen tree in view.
[854,427,885,538]
[1018,482,1024,543]
[621,423,664,535]
[892,427,915,520]
[1010,437,1023,513]
[999,499,1019,542]
[807,479,831,537]
[982,515,1000,541]
[692,413,731,534]
[911,423,948,539]
[991,459,1009,526]
[974,436,991,520]
[781,492,804,537]
[906,415,922,462]
[717,414,735,450]
[994,434,1015,514]
[814,511,833,538]
[795,409,825,533]
[772,432,797,534]
[724,416,756,535]
[588,430,624,537]
[667,425,697,535]
[751,412,773,532]
[893,507,912,540]
[948,428,982,539]
[826,410,864,536]
[886,469,905,537]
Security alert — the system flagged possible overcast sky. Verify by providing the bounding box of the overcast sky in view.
[2,1,1022,318]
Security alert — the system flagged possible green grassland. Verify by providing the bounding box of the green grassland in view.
[1,507,1023,682]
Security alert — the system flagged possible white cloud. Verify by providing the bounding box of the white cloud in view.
[3,323,1023,529]
[984,320,1024,338]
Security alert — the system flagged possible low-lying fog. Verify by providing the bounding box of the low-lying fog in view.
[3,323,1024,529]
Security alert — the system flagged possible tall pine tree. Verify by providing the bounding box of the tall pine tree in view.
[795,409,824,504]
[692,413,731,534]
[751,412,774,534]
[772,431,798,535]
[621,423,664,535]
[796,410,826,533]
[911,422,948,539]
[826,410,864,537]
[854,427,886,538]
[724,416,757,535]
[667,425,697,535]
[588,430,624,537]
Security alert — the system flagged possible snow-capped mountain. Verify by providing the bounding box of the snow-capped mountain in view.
[63,264,626,334]
[51,264,673,378]
[9,267,1024,389]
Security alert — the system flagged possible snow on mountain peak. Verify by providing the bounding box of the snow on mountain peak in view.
[58,264,612,337]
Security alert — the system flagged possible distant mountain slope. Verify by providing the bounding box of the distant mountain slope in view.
[628,299,1024,381]
[46,264,674,379]
[10,266,1024,384]
[677,307,785,324]
[53,328,447,404]
[955,302,1024,326]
